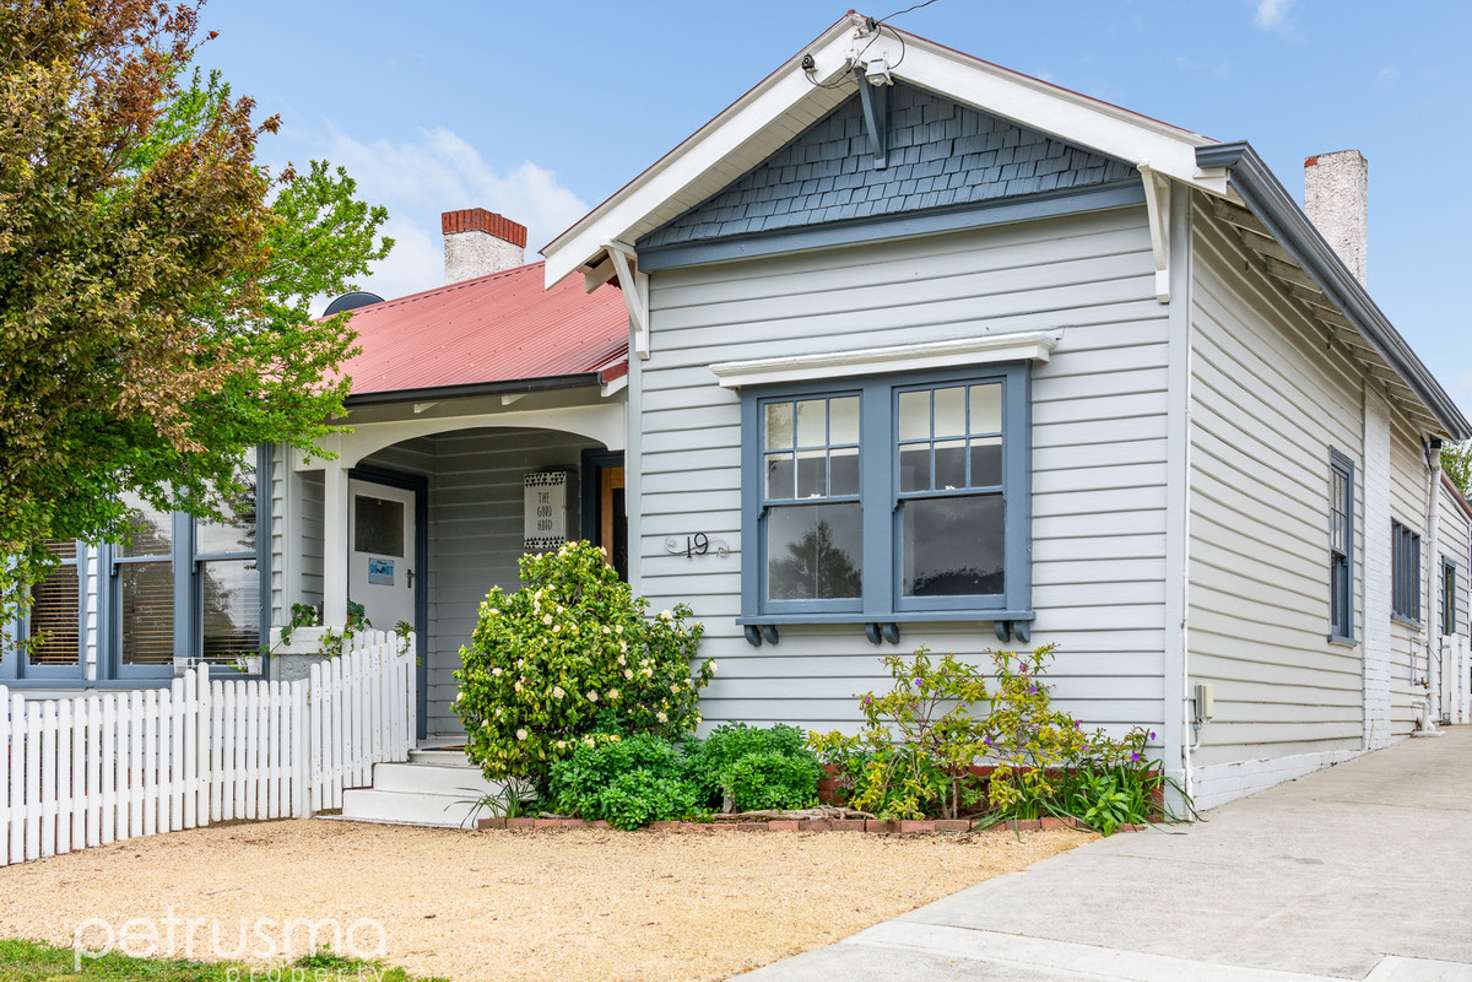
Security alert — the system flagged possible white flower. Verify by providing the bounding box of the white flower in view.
[615,624,623,635]
[552,686,565,700]
[607,689,620,701]
[552,624,561,634]
[619,641,628,653]
[624,669,633,680]
[555,740,567,750]
[602,626,611,635]
[671,684,681,694]
[454,691,464,703]
[586,690,599,702]
[482,720,491,729]
[513,681,523,693]
[491,667,503,677]
[656,711,668,723]
[487,608,499,617]
[516,728,528,741]
[617,654,626,666]
[542,613,553,626]
[708,660,718,674]
[659,609,673,622]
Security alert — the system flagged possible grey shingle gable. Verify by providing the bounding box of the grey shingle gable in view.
[637,82,1138,252]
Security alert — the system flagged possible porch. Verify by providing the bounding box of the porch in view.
[273,385,628,742]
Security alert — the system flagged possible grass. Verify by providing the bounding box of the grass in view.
[0,939,446,981]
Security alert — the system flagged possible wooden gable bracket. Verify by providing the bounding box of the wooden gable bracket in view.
[1138,163,1172,303]
[604,241,650,360]
[854,65,891,170]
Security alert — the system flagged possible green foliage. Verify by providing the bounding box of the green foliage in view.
[547,733,704,830]
[811,645,1185,833]
[685,723,820,811]
[1444,442,1472,497]
[721,750,821,812]
[454,541,710,788]
[0,8,391,640]
[0,937,444,981]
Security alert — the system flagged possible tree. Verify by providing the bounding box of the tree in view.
[0,2,391,636]
[1444,442,1472,497]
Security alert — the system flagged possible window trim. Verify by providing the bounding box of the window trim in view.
[1441,556,1457,637]
[103,446,271,683]
[4,542,88,682]
[739,363,1033,639]
[1391,519,1422,626]
[1327,449,1355,644]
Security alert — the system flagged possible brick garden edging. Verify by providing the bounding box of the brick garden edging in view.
[475,816,1146,834]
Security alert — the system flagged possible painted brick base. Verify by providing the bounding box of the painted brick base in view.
[1191,747,1367,811]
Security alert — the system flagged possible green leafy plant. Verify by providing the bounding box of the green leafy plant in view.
[684,723,818,810]
[721,750,821,811]
[278,602,320,648]
[546,733,704,830]
[454,541,710,789]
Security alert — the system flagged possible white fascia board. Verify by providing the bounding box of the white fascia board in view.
[542,16,863,287]
[710,331,1059,389]
[543,18,1228,290]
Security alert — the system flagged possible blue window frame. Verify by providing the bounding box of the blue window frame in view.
[739,363,1032,643]
[4,539,87,682]
[105,447,271,681]
[1442,557,1457,636]
[1328,450,1355,643]
[1392,519,1421,624]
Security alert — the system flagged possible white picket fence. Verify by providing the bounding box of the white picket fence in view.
[0,629,413,868]
[1440,634,1471,725]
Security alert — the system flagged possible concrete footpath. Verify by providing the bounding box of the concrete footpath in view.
[739,728,1472,981]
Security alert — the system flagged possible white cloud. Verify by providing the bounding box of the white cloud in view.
[1253,0,1293,30]
[321,126,590,304]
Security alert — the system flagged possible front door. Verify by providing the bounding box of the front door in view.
[599,466,628,580]
[348,478,416,632]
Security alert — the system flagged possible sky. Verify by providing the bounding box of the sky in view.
[196,0,1472,413]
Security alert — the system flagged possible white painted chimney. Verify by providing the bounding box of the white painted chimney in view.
[441,208,527,283]
[1303,150,1368,286]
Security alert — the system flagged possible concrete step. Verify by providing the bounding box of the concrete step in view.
[408,748,472,766]
[339,788,486,829]
[372,761,501,797]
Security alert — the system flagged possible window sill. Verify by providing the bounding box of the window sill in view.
[1391,615,1423,630]
[1327,634,1357,649]
[737,609,1037,648]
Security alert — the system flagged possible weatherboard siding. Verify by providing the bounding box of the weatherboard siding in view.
[1388,410,1429,736]
[1438,481,1470,642]
[637,206,1169,735]
[1186,202,1366,767]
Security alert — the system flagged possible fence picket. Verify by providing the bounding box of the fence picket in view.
[0,629,413,866]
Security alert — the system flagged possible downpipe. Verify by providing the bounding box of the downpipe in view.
[1418,438,1443,735]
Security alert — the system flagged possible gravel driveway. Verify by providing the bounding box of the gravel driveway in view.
[0,819,1086,981]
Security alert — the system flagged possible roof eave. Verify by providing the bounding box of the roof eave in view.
[343,372,605,408]
[1197,141,1470,441]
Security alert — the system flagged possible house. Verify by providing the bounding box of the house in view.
[539,13,1472,809]
[8,13,1470,820]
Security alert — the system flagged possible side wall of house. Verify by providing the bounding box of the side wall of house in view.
[1437,483,1470,638]
[1186,200,1368,804]
[1388,411,1430,736]
[636,206,1171,741]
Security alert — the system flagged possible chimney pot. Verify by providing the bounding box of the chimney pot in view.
[1303,150,1368,286]
[441,208,527,283]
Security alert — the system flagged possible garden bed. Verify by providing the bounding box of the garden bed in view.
[478,815,1147,833]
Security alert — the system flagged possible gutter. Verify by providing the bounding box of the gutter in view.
[1196,141,1471,441]
[343,372,603,408]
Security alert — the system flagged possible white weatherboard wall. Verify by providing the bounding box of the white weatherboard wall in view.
[1388,412,1430,735]
[1364,388,1393,748]
[1437,482,1470,641]
[637,207,1170,745]
[1186,200,1367,790]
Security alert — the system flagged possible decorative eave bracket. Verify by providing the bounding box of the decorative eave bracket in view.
[1138,162,1172,303]
[854,65,891,170]
[603,241,650,360]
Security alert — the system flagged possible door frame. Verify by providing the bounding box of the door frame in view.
[348,465,429,741]
[580,449,626,564]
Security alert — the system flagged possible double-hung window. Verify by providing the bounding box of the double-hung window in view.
[1328,451,1354,642]
[741,363,1031,645]
[1442,558,1457,636]
[110,450,268,678]
[1391,520,1421,624]
[7,539,85,681]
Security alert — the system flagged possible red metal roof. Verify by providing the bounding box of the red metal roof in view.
[338,261,628,399]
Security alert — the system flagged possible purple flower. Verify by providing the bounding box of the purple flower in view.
[1018,661,1027,673]
[1148,730,1157,741]
[913,678,923,689]
[983,735,993,746]
[862,694,873,707]
[1074,720,1081,730]
[1130,752,1142,763]
[1028,684,1038,695]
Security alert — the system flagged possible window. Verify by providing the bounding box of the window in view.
[740,364,1031,643]
[12,539,84,678]
[1328,452,1354,642]
[109,449,269,678]
[1391,520,1421,623]
[1442,558,1457,636]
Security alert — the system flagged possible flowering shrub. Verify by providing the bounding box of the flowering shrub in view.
[810,644,1180,833]
[546,733,705,830]
[454,541,711,787]
[685,724,820,811]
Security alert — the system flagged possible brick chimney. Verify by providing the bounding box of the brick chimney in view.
[1303,150,1368,286]
[441,208,527,283]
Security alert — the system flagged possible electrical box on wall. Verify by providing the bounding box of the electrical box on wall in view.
[1193,683,1215,725]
